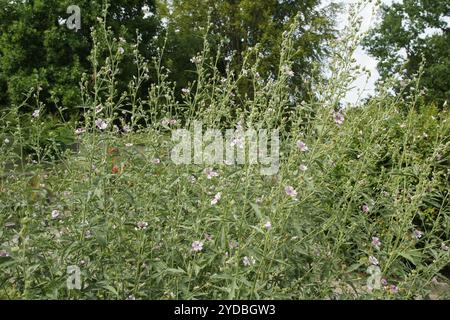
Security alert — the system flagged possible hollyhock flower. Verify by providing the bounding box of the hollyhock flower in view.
[369,255,379,266]
[296,140,308,152]
[75,128,86,135]
[390,285,398,294]
[192,240,204,252]
[413,229,423,240]
[371,237,381,250]
[242,256,256,266]
[32,110,40,118]
[205,168,219,179]
[211,192,222,206]
[264,221,272,231]
[299,164,308,172]
[0,251,10,257]
[95,119,108,130]
[285,186,298,199]
[51,210,60,219]
[362,204,370,213]
[135,221,148,231]
[333,111,345,125]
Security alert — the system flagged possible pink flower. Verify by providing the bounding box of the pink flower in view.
[413,229,423,240]
[285,186,298,199]
[75,128,86,135]
[51,210,61,219]
[296,140,309,152]
[32,109,40,118]
[299,164,308,172]
[0,250,10,257]
[211,192,221,205]
[242,256,256,266]
[371,237,381,250]
[264,221,272,230]
[192,240,204,252]
[135,221,148,231]
[369,255,379,266]
[381,278,388,286]
[333,111,345,125]
[205,168,219,179]
[362,204,370,214]
[95,119,108,130]
[390,285,398,294]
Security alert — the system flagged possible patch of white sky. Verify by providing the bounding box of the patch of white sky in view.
[324,0,449,104]
[321,0,395,104]
[141,0,448,105]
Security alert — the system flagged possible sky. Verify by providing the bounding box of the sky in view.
[333,0,394,105]
[338,0,449,104]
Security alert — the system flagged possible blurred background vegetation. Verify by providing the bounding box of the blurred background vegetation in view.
[0,0,448,116]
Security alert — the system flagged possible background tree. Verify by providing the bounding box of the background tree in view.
[0,0,159,114]
[157,0,339,101]
[363,0,450,107]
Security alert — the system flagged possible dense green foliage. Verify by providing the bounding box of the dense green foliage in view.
[158,0,338,98]
[363,0,450,107]
[0,0,158,113]
[0,0,449,300]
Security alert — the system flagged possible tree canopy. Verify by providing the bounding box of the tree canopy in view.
[363,0,450,107]
[0,0,159,112]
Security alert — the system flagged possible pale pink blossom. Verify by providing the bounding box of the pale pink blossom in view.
[296,141,308,152]
[192,240,204,252]
[369,255,379,266]
[285,186,298,199]
[211,192,222,206]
